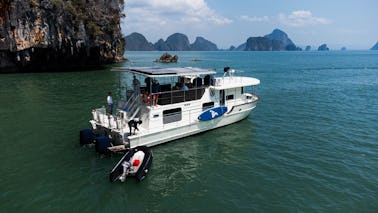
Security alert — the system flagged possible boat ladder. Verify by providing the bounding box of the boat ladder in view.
[119,93,141,120]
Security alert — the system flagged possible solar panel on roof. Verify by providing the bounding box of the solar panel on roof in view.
[112,67,216,76]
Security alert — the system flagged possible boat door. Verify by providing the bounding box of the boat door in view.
[220,90,225,105]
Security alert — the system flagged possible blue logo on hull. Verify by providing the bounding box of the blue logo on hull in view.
[198,106,228,121]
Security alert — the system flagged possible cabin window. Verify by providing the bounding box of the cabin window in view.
[241,87,244,94]
[163,108,182,124]
[202,102,214,111]
[226,94,234,100]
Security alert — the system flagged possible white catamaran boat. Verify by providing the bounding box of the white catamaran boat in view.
[80,67,260,152]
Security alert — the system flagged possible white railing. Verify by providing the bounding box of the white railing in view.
[92,107,121,130]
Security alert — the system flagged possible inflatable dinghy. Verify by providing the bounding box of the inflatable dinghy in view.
[109,146,153,182]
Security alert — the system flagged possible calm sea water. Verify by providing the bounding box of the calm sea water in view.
[0,51,377,212]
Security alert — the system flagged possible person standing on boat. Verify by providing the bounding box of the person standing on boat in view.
[144,77,151,92]
[210,75,215,86]
[133,75,141,95]
[181,83,189,91]
[152,79,160,107]
[141,90,150,105]
[107,92,113,115]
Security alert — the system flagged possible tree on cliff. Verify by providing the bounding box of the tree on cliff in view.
[0,0,125,72]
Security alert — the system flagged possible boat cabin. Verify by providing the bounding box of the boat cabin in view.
[114,67,217,106]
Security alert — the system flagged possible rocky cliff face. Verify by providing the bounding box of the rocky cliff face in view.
[0,0,125,72]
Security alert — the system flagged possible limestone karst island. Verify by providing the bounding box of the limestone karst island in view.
[0,0,125,73]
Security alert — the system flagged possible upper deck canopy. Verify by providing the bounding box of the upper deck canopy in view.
[211,76,260,90]
[112,67,216,77]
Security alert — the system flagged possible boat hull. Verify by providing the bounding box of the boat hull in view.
[128,102,256,148]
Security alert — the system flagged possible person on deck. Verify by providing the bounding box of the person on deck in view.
[144,77,151,92]
[107,92,113,115]
[181,83,189,91]
[128,119,142,135]
[133,75,141,95]
[141,90,150,104]
[151,79,160,107]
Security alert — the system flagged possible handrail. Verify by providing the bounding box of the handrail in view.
[151,86,207,105]
[126,94,141,119]
[129,107,141,121]
[119,92,137,111]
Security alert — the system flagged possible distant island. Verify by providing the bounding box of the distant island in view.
[126,29,303,51]
[234,29,302,51]
[126,30,378,52]
[126,32,218,51]
[318,44,330,51]
[153,52,178,63]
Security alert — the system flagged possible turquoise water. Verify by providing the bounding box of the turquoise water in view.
[0,51,377,212]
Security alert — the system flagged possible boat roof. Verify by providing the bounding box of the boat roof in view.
[112,67,216,77]
[211,77,260,90]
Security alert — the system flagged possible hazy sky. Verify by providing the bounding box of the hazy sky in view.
[122,0,378,49]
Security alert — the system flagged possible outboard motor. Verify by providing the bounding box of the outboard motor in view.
[95,136,112,155]
[119,161,131,182]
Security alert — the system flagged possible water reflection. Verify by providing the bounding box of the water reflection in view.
[143,119,256,196]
